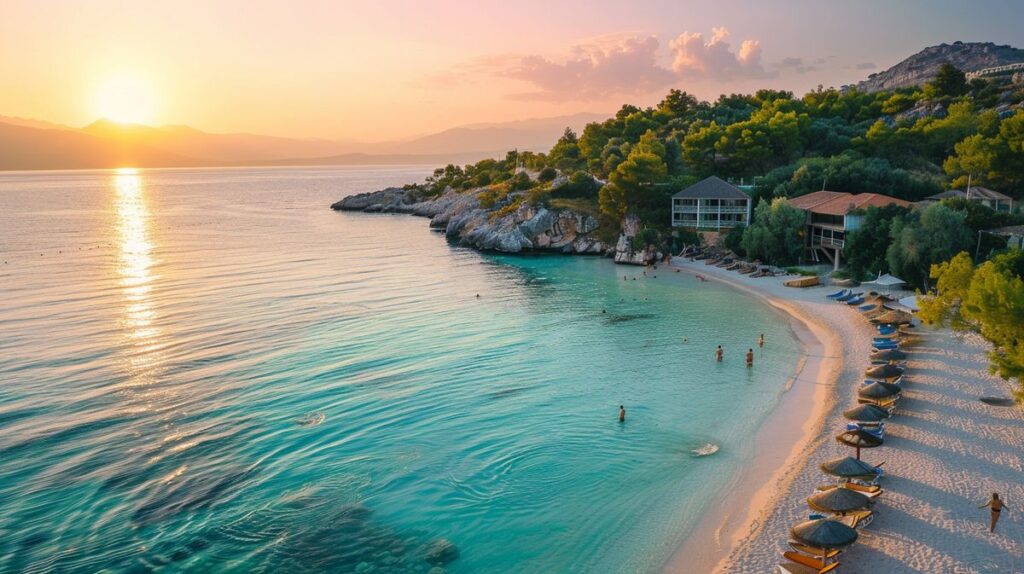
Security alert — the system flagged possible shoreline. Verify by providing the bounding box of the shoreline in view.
[661,259,849,574]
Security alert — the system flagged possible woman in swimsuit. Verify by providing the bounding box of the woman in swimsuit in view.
[979,492,1008,532]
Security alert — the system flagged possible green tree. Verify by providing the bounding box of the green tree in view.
[741,198,806,265]
[919,249,1024,397]
[886,203,973,289]
[926,63,969,99]
[842,204,911,280]
[548,127,582,170]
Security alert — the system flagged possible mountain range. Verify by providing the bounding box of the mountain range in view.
[0,112,606,171]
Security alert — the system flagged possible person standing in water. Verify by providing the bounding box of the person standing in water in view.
[746,348,754,367]
[715,345,723,362]
[758,334,764,348]
[619,405,626,422]
[979,493,1008,532]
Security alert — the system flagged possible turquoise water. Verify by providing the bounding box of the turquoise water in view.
[0,167,802,573]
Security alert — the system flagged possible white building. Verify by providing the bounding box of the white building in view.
[671,176,752,230]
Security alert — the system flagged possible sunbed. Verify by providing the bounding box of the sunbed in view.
[825,289,848,299]
[788,542,842,560]
[817,483,884,498]
[833,509,874,529]
[845,296,864,305]
[777,562,839,574]
[780,551,841,573]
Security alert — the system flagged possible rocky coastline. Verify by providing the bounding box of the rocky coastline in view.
[330,186,660,265]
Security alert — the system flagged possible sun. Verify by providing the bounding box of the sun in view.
[93,75,158,125]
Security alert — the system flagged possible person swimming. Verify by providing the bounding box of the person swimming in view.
[715,345,723,362]
[746,348,754,367]
[980,492,1008,532]
[619,405,626,422]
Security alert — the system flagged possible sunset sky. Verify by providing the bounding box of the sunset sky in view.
[2,0,1022,142]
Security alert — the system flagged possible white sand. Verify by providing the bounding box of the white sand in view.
[662,258,1024,574]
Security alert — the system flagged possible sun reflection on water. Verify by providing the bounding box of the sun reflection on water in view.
[113,169,164,384]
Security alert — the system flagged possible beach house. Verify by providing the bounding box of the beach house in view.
[922,187,1014,212]
[788,191,911,269]
[671,176,752,230]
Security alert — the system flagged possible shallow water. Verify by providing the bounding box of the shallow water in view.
[0,167,801,573]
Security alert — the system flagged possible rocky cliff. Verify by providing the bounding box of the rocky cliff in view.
[331,187,659,263]
[854,42,1024,93]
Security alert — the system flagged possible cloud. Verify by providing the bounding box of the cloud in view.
[774,56,819,74]
[501,34,676,101]
[669,27,774,80]
[424,27,775,101]
[855,62,877,70]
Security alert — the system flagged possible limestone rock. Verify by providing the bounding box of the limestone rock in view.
[421,538,459,566]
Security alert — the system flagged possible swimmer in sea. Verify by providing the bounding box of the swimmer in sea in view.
[715,345,723,362]
[746,348,754,367]
[619,405,626,422]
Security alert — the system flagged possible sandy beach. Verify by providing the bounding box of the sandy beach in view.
[662,258,1024,574]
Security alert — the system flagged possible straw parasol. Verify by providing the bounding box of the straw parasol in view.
[836,429,884,459]
[820,456,880,479]
[790,518,859,549]
[866,364,904,380]
[807,488,872,514]
[871,310,914,325]
[871,349,908,362]
[844,403,892,423]
[859,381,901,400]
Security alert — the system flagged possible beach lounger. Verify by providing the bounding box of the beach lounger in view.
[781,551,841,573]
[845,297,864,305]
[825,289,848,299]
[835,292,859,302]
[777,562,839,574]
[788,542,842,560]
[846,423,885,437]
[858,304,877,312]
[817,482,884,497]
[834,509,874,529]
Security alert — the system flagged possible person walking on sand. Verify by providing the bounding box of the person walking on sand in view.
[715,345,723,362]
[980,493,1008,532]
[619,405,626,422]
[746,348,754,367]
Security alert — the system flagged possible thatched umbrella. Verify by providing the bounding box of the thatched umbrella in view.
[871,310,914,325]
[871,349,908,362]
[836,429,884,459]
[843,404,892,423]
[858,381,901,401]
[820,456,880,480]
[866,364,904,380]
[807,488,872,514]
[790,518,859,549]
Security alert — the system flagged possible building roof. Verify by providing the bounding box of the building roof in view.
[926,187,1013,202]
[672,176,749,200]
[788,191,910,216]
[989,225,1024,237]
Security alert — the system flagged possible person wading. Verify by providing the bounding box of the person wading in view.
[715,345,723,362]
[980,493,1008,532]
[746,348,754,367]
[619,405,626,423]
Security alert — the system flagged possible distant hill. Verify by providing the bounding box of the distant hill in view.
[382,112,608,156]
[855,41,1024,92]
[0,122,200,171]
[0,112,605,171]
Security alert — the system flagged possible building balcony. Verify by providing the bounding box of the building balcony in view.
[673,206,749,214]
[813,237,845,249]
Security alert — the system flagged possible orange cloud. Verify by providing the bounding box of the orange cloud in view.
[669,27,773,80]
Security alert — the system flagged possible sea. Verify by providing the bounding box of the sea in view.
[0,166,802,573]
